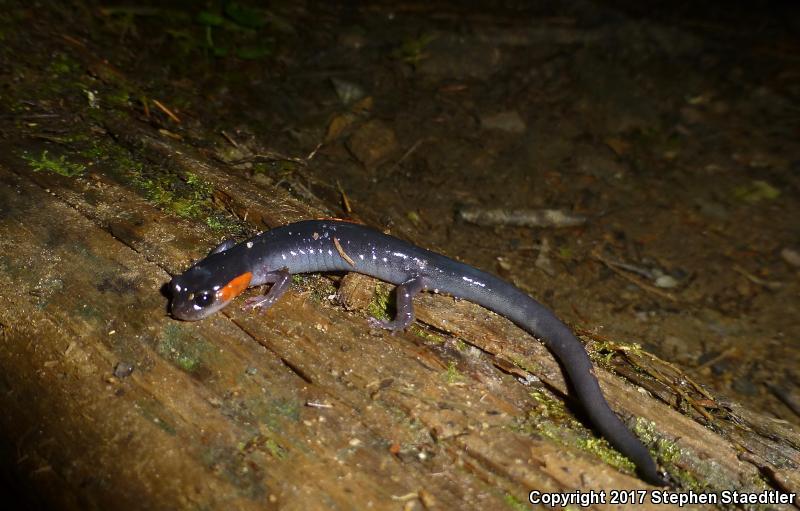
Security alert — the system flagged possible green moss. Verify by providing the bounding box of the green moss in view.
[528,391,574,423]
[633,418,703,490]
[411,325,444,344]
[507,354,543,376]
[24,150,86,177]
[367,283,392,322]
[393,33,436,66]
[512,391,637,476]
[46,52,80,77]
[287,274,335,304]
[263,437,287,459]
[443,361,463,384]
[632,417,661,450]
[260,398,301,431]
[309,275,337,303]
[575,436,635,474]
[240,433,287,460]
[131,170,213,219]
[136,2,286,62]
[589,339,643,366]
[105,86,132,108]
[503,493,528,511]
[157,323,212,374]
[252,159,302,176]
[406,210,422,228]
[205,212,240,231]
[633,418,755,492]
[81,140,109,161]
[131,168,229,228]
[733,180,780,204]
[136,400,177,436]
[74,139,243,232]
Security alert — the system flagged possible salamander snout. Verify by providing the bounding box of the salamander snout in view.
[168,268,253,321]
[168,275,217,321]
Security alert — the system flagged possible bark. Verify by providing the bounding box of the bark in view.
[1,127,798,510]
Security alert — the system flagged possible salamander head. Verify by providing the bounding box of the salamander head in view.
[169,255,252,321]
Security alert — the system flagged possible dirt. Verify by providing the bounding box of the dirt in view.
[0,0,798,500]
[57,1,799,423]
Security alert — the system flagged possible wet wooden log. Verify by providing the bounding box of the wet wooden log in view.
[0,119,798,511]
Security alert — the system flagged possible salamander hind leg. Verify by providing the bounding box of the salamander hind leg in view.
[245,269,292,313]
[368,276,427,331]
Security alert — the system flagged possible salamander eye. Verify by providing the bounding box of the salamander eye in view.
[193,292,214,308]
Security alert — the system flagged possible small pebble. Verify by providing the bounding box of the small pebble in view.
[654,275,679,289]
[113,361,134,378]
[780,247,800,267]
[480,110,526,133]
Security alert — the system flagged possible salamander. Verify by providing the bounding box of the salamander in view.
[169,219,665,485]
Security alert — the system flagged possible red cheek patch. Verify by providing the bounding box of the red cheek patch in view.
[216,272,252,303]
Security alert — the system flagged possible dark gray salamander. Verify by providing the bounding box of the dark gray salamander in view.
[169,219,664,485]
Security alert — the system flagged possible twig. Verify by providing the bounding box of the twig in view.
[140,95,150,118]
[306,141,323,161]
[152,99,181,123]
[733,265,784,291]
[581,330,717,419]
[766,383,800,418]
[591,245,677,302]
[230,151,307,166]
[220,130,239,148]
[337,180,352,214]
[333,237,355,267]
[694,346,737,372]
[385,138,426,176]
[305,401,334,409]
[459,207,586,228]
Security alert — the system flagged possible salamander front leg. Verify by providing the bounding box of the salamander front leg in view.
[368,276,427,331]
[244,269,292,313]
